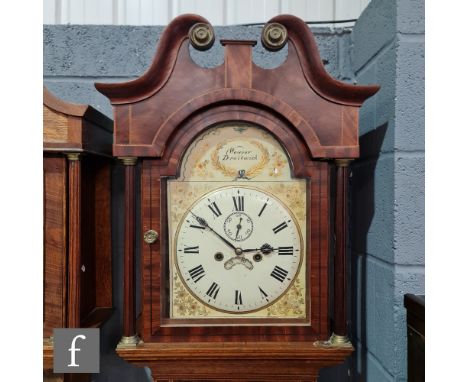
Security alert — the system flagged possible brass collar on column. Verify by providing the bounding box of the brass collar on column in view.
[66,153,81,161]
[335,159,352,167]
[118,156,138,166]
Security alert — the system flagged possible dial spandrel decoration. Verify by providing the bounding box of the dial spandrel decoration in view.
[168,123,308,321]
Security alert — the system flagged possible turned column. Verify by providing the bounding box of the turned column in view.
[118,156,140,347]
[67,153,81,328]
[331,159,352,345]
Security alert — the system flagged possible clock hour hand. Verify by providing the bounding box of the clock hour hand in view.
[190,211,238,252]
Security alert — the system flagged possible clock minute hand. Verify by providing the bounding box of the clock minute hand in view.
[190,211,238,252]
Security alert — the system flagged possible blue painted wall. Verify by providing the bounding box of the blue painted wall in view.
[350,0,425,381]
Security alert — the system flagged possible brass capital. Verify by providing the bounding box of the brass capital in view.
[66,153,80,161]
[119,156,138,166]
[335,159,352,167]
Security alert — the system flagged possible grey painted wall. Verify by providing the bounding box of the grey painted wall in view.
[44,24,354,381]
[350,0,425,381]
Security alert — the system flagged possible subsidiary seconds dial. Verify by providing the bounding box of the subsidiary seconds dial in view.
[223,212,253,242]
[174,186,303,313]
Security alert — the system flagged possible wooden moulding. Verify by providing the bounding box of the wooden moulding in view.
[117,342,354,381]
[43,86,113,156]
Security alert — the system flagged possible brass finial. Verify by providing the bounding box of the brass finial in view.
[261,22,288,51]
[189,23,215,51]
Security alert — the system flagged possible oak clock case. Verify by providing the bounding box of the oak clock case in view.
[95,13,379,381]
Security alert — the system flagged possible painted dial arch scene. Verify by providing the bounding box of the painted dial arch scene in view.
[175,186,302,313]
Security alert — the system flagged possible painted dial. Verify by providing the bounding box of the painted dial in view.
[174,186,302,313]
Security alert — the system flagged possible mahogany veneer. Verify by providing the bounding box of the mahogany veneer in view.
[43,87,113,381]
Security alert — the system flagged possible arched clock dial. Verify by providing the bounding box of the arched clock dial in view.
[174,186,303,313]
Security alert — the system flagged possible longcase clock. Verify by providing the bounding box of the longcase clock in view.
[43,87,113,381]
[96,14,379,381]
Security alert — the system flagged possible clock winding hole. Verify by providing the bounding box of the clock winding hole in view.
[253,254,263,262]
[214,252,224,261]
